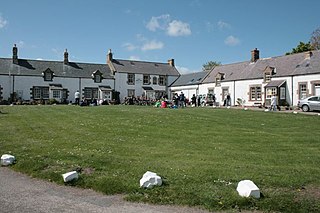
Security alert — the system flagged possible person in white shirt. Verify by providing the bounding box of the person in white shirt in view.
[74,90,80,105]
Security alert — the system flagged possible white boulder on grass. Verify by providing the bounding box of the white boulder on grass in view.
[236,180,260,198]
[1,154,15,166]
[264,109,269,112]
[140,171,162,188]
[293,111,298,114]
[62,171,78,182]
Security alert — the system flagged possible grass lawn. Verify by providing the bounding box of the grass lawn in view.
[1,105,320,212]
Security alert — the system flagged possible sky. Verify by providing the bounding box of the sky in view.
[1,0,320,74]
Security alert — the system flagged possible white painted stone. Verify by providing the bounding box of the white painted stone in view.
[293,111,298,114]
[227,106,231,109]
[140,171,162,188]
[244,108,248,110]
[62,171,78,182]
[318,113,320,116]
[1,154,15,166]
[236,180,260,198]
[264,109,269,112]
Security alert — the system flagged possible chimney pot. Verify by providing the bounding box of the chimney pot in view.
[251,48,259,62]
[107,49,113,63]
[12,44,18,64]
[64,49,69,65]
[305,51,313,59]
[168,59,175,67]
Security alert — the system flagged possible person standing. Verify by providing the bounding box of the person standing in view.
[74,90,80,105]
[191,94,196,107]
[271,95,277,111]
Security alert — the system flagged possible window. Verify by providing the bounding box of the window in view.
[280,87,286,100]
[215,77,221,86]
[143,75,150,85]
[92,70,103,83]
[33,86,49,99]
[250,86,262,101]
[158,75,166,86]
[52,90,61,99]
[298,83,307,100]
[83,87,98,99]
[266,87,277,99]
[95,75,101,83]
[153,77,157,85]
[127,89,135,97]
[208,89,214,94]
[264,72,271,83]
[264,66,275,83]
[43,69,54,81]
[127,74,135,85]
[215,72,224,87]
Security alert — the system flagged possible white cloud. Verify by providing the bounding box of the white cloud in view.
[146,14,191,37]
[176,66,200,74]
[36,58,44,61]
[0,14,8,28]
[146,14,170,31]
[167,20,191,37]
[218,20,231,30]
[224,35,240,46]
[141,40,164,51]
[122,42,138,51]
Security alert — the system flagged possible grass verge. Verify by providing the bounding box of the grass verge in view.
[0,105,320,212]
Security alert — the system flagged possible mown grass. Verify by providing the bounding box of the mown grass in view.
[0,105,320,212]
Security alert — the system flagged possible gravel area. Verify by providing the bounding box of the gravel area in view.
[0,167,210,213]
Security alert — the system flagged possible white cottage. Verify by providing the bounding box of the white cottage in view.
[107,49,180,102]
[0,46,180,104]
[199,49,320,108]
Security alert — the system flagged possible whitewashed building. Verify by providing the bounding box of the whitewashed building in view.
[199,49,320,107]
[107,50,180,102]
[0,45,179,104]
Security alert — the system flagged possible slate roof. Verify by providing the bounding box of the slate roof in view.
[202,50,320,83]
[0,58,114,79]
[110,59,180,76]
[170,71,209,87]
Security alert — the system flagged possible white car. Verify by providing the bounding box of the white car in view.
[298,96,320,112]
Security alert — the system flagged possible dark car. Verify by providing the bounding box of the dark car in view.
[298,96,320,112]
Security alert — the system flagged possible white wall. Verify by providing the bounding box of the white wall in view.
[0,74,114,102]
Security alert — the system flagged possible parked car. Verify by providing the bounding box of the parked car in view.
[298,96,320,112]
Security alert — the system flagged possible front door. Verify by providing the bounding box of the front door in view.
[315,86,320,96]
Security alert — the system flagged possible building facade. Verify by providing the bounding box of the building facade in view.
[0,45,179,104]
[198,49,320,107]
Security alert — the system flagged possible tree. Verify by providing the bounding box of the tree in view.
[202,61,221,71]
[310,27,320,50]
[286,41,313,55]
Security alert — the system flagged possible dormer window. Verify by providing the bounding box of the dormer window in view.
[215,72,224,87]
[43,68,54,81]
[264,66,275,83]
[92,70,103,83]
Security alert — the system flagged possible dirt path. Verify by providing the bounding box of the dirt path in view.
[0,167,210,213]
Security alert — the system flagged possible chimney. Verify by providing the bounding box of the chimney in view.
[305,51,313,59]
[64,49,69,65]
[251,48,259,62]
[12,44,18,64]
[107,49,113,63]
[168,59,175,67]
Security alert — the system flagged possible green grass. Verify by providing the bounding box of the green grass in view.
[1,105,320,212]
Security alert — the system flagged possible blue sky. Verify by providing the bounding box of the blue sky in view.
[1,0,320,73]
